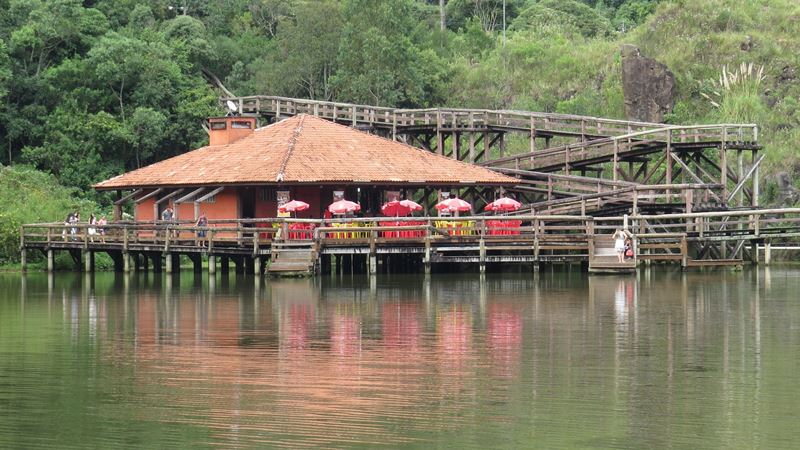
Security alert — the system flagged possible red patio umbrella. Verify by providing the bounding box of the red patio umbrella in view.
[328,199,361,214]
[484,197,522,212]
[435,198,472,213]
[381,199,423,217]
[278,200,310,213]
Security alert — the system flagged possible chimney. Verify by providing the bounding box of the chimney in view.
[207,116,257,145]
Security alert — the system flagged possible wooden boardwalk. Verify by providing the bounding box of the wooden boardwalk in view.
[20,209,800,276]
[220,95,762,219]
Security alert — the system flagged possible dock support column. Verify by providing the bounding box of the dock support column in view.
[165,253,173,274]
[680,237,688,270]
[84,251,94,273]
[764,241,771,266]
[369,254,377,275]
[221,256,230,275]
[209,255,216,275]
[20,249,26,272]
[424,239,431,275]
[47,249,54,272]
[749,242,758,265]
[479,239,486,273]
[253,256,261,276]
[123,252,130,273]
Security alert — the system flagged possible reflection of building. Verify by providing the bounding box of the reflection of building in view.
[437,305,473,367]
[382,302,422,353]
[486,303,523,378]
[330,306,361,356]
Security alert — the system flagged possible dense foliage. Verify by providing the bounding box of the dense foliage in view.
[0,165,97,265]
[0,0,798,245]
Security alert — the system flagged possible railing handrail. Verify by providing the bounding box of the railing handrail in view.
[222,95,758,142]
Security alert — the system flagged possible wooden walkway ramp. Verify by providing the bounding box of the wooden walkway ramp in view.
[589,236,636,274]
[267,241,318,276]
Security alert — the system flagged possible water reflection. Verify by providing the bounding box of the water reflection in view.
[1,268,797,448]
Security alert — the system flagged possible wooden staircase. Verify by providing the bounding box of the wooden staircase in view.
[267,241,318,276]
[588,235,636,274]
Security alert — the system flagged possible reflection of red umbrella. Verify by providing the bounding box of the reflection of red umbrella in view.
[435,198,472,213]
[484,197,522,212]
[328,199,361,214]
[381,199,423,217]
[278,200,310,213]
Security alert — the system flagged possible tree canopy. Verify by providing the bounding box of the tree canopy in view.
[1,0,794,204]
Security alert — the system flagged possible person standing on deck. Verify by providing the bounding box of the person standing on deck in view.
[195,213,208,248]
[613,229,627,263]
[62,213,73,241]
[88,214,97,242]
[161,206,174,238]
[97,216,107,243]
[70,212,80,240]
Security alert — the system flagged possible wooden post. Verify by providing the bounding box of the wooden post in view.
[424,237,431,274]
[752,150,760,207]
[764,241,771,266]
[208,254,216,275]
[47,249,54,272]
[479,238,486,273]
[680,237,688,270]
[613,140,619,182]
[84,250,93,273]
[665,131,672,202]
[165,252,173,273]
[123,252,130,273]
[221,256,229,274]
[720,127,728,200]
[253,256,261,275]
[750,241,759,265]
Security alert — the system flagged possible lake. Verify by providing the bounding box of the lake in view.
[1,268,798,448]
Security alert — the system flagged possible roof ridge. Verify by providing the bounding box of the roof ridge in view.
[276,115,305,182]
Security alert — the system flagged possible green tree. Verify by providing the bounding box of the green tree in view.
[7,0,108,76]
[332,0,447,107]
[270,0,343,100]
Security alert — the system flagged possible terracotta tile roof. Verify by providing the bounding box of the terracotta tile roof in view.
[94,114,517,189]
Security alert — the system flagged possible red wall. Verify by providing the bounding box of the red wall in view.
[134,185,351,222]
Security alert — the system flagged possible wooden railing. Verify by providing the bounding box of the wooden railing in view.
[481,124,759,172]
[221,95,672,138]
[519,183,724,215]
[21,209,800,259]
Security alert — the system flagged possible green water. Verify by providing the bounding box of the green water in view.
[0,269,798,449]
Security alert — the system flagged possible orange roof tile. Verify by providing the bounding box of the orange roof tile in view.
[94,114,517,190]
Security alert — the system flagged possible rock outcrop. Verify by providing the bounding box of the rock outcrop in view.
[621,44,676,123]
[775,172,800,206]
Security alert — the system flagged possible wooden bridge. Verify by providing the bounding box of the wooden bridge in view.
[221,95,762,218]
[20,208,800,276]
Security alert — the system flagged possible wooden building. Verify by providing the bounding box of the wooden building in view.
[94,114,518,222]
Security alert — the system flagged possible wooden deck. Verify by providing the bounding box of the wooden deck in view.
[20,208,800,276]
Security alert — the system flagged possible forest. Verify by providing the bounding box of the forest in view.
[1,0,799,263]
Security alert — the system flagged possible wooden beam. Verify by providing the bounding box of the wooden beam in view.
[669,153,721,201]
[134,188,163,204]
[727,154,764,203]
[196,186,225,203]
[175,187,206,204]
[114,189,143,205]
[155,189,185,205]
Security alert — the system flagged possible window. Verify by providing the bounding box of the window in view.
[203,195,216,204]
[232,120,253,129]
[260,188,276,202]
[210,121,227,130]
